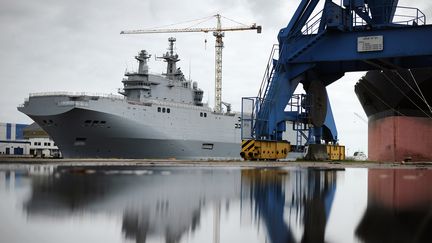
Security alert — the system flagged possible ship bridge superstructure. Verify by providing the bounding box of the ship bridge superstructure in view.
[119,38,204,106]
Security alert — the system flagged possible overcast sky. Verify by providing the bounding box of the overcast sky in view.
[1,0,431,155]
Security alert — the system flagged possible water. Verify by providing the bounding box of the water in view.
[0,165,431,243]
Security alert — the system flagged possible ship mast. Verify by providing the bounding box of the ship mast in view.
[160,37,180,80]
[135,50,151,74]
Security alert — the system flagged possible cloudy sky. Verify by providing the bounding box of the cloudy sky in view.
[1,0,431,154]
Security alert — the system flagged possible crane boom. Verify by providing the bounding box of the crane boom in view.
[120,24,261,35]
[121,14,261,113]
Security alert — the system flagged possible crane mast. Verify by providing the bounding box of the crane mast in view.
[121,14,261,113]
[213,14,224,113]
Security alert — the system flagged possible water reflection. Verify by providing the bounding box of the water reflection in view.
[356,169,432,243]
[1,165,430,243]
[21,166,341,243]
[242,168,338,243]
[25,166,241,243]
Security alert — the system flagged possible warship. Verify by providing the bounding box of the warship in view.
[18,38,241,159]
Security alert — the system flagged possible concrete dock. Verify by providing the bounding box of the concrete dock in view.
[0,157,431,169]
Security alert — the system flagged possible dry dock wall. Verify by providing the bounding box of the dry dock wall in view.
[368,116,432,162]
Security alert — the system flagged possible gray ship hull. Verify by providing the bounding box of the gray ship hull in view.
[19,95,241,159]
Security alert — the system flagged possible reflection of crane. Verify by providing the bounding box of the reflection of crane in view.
[121,14,262,113]
[243,168,338,243]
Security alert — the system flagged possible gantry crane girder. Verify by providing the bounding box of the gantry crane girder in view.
[121,14,261,113]
[241,0,432,160]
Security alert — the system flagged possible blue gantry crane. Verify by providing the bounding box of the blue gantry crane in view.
[240,0,432,160]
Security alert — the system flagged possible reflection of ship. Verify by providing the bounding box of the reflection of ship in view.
[22,166,339,243]
[18,38,241,159]
[356,169,432,243]
[25,166,241,243]
[355,68,432,161]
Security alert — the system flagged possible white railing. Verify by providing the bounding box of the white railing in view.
[124,70,162,76]
[29,92,125,100]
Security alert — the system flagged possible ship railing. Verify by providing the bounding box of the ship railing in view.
[29,92,125,100]
[124,70,162,76]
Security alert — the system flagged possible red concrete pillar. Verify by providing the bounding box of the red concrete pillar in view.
[368,116,432,162]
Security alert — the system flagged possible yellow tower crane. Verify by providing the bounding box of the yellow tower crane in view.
[120,14,261,113]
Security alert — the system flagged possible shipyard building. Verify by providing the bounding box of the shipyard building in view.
[0,122,60,157]
[0,123,29,155]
